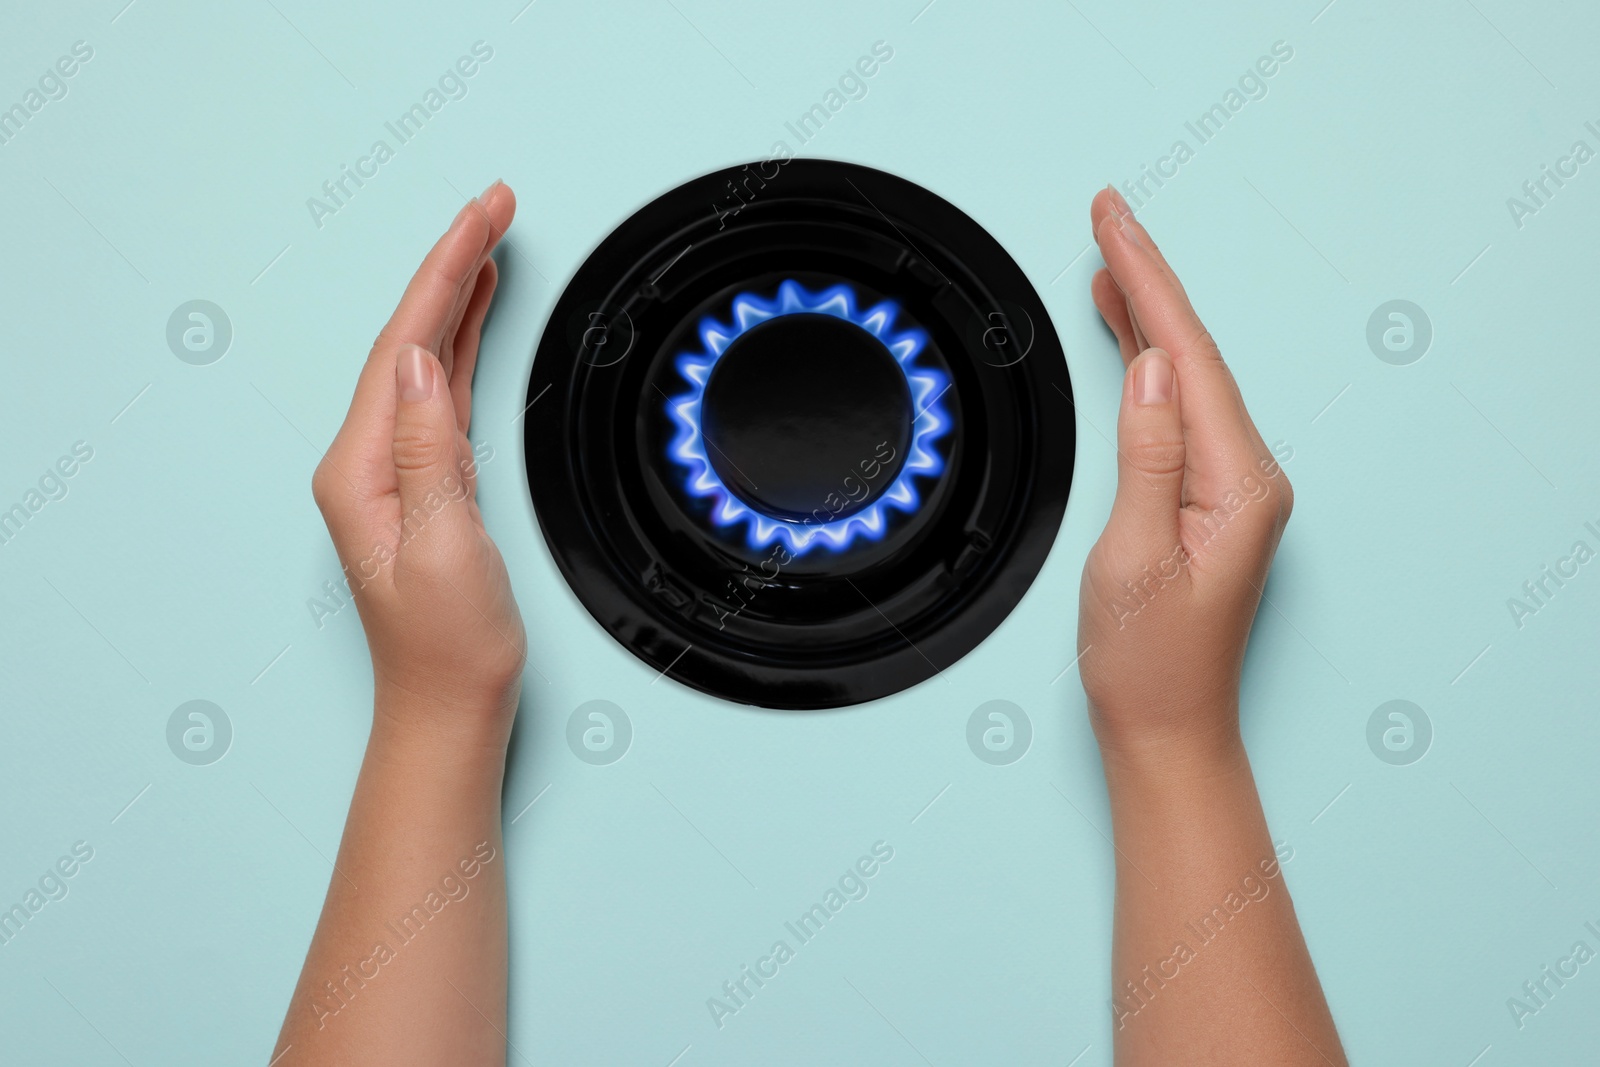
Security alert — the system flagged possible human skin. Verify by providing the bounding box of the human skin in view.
[1081,185,1346,1065]
[271,180,526,1066]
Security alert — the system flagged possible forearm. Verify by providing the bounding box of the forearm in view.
[273,693,512,1065]
[1100,722,1344,1066]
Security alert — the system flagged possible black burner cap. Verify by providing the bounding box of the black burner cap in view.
[699,312,912,522]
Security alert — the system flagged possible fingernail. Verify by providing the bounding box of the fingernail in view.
[1120,214,1145,252]
[1105,187,1145,249]
[397,345,434,402]
[481,179,501,198]
[1119,214,1144,250]
[1135,350,1172,405]
[1096,212,1124,248]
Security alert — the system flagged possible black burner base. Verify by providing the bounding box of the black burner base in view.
[524,159,1074,709]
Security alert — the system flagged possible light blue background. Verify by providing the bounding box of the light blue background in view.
[2,0,1597,1063]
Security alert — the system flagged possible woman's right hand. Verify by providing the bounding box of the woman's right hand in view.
[311,180,527,750]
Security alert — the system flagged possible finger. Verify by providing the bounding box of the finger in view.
[438,280,474,382]
[1102,348,1186,564]
[383,199,488,356]
[1091,188,1283,506]
[438,184,517,378]
[1126,293,1150,352]
[1095,205,1263,492]
[1095,193,1268,453]
[469,180,516,254]
[1086,198,1153,357]
[1097,189,1259,444]
[1094,203,1215,367]
[1091,269,1139,365]
[325,184,510,507]
[1090,186,1196,308]
[448,258,499,433]
[392,345,475,564]
[378,181,511,357]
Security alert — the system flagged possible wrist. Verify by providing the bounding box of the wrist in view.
[1092,719,1272,880]
[1091,701,1250,794]
[370,681,518,772]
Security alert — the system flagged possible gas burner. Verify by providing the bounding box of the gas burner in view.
[524,159,1074,709]
[665,279,951,555]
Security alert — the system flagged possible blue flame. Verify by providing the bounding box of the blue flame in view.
[666,279,951,554]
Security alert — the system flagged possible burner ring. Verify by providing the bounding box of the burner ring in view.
[667,280,951,550]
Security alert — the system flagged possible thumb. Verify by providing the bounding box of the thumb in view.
[392,344,471,549]
[1104,348,1185,563]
